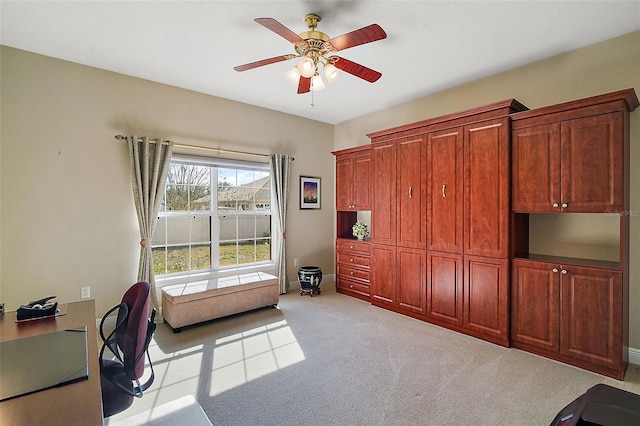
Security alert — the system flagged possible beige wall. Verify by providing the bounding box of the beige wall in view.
[0,46,335,316]
[334,30,640,348]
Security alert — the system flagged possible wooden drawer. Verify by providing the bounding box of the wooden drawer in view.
[337,263,370,282]
[337,252,370,268]
[336,239,371,255]
[337,277,370,297]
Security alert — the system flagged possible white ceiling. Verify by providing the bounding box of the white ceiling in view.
[2,1,639,124]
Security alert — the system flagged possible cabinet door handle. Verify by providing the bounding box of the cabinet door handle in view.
[553,203,559,208]
[561,203,568,209]
[442,184,446,198]
[561,269,568,275]
[409,186,413,199]
[552,268,559,273]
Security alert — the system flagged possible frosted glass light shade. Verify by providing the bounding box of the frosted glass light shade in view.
[285,67,300,86]
[311,74,325,91]
[296,57,316,78]
[324,63,340,84]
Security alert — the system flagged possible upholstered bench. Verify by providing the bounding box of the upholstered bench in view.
[161,272,279,332]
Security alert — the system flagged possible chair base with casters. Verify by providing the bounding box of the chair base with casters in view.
[99,281,157,418]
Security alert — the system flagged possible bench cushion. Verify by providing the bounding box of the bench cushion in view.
[162,272,278,304]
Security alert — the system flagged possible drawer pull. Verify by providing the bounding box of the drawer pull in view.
[350,271,354,275]
[350,284,354,289]
[349,245,354,249]
[350,258,354,262]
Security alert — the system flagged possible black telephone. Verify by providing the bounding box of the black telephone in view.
[17,296,58,320]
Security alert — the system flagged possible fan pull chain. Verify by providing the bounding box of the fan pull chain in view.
[311,79,315,107]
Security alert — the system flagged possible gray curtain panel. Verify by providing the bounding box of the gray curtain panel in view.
[128,136,174,310]
[269,154,291,293]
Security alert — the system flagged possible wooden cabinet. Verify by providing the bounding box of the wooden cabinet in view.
[510,89,638,379]
[396,135,427,249]
[370,141,396,246]
[370,244,396,308]
[334,146,371,211]
[511,259,559,353]
[512,113,624,213]
[397,247,427,316]
[464,255,509,345]
[427,128,463,253]
[427,251,463,326]
[511,91,636,213]
[370,245,427,317]
[464,119,510,258]
[367,99,525,345]
[335,239,371,301]
[511,258,624,379]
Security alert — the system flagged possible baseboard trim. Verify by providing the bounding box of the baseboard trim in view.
[629,347,640,365]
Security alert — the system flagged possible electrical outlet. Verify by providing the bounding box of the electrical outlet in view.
[294,258,299,267]
[81,286,90,299]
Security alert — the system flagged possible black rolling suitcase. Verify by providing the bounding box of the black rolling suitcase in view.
[550,384,640,425]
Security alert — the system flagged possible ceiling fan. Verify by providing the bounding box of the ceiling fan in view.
[233,14,387,94]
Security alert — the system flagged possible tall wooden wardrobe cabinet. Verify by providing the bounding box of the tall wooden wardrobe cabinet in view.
[333,145,372,302]
[367,99,527,346]
[333,89,636,379]
[510,89,638,379]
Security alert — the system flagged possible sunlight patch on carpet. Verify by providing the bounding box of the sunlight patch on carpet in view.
[209,319,305,396]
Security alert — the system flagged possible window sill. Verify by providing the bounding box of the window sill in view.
[154,263,276,289]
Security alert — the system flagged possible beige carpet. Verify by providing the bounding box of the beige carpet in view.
[106,279,640,425]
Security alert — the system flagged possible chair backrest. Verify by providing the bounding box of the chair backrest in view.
[116,281,151,380]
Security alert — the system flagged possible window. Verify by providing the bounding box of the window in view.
[152,155,272,277]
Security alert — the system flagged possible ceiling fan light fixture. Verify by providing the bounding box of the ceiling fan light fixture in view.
[285,67,301,85]
[297,57,317,78]
[324,63,339,84]
[311,74,325,91]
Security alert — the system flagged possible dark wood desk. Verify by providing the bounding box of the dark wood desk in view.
[0,300,103,425]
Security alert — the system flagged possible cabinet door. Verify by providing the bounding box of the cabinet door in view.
[511,260,560,352]
[397,247,427,316]
[464,119,510,258]
[352,154,371,210]
[335,157,354,211]
[464,255,509,343]
[427,251,463,326]
[560,265,622,371]
[561,112,624,212]
[370,244,396,307]
[427,128,463,252]
[397,135,427,249]
[371,142,396,245]
[512,123,561,212]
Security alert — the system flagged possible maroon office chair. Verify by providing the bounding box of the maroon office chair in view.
[99,281,157,418]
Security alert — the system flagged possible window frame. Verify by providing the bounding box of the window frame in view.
[153,154,276,288]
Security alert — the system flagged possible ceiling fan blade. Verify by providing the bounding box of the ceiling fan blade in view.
[255,17,305,44]
[297,76,311,94]
[329,24,387,51]
[332,56,382,83]
[234,55,293,72]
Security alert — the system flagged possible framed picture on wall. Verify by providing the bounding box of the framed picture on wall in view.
[300,176,321,209]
